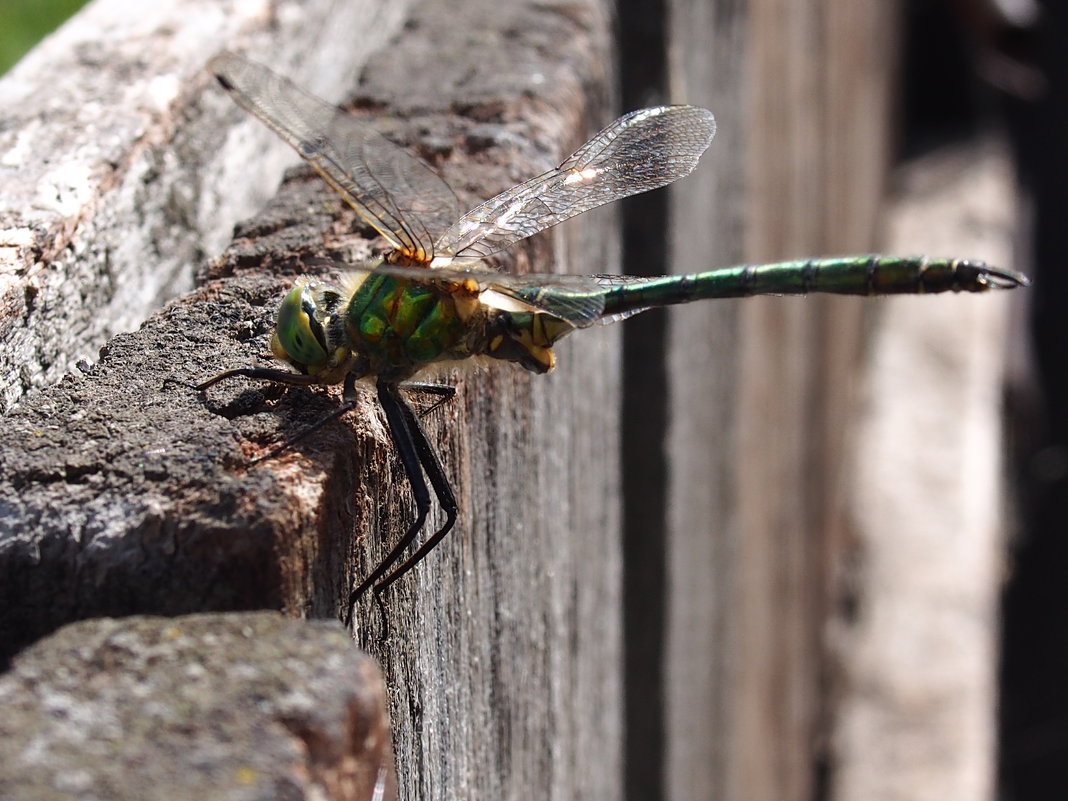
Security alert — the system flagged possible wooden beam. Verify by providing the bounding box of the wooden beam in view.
[0,0,622,798]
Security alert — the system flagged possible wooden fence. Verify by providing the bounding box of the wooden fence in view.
[0,0,1015,799]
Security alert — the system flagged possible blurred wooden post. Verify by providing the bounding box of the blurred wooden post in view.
[661,1,900,796]
[0,0,1012,799]
[657,2,1007,801]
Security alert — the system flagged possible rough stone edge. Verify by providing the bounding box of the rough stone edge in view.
[0,612,397,801]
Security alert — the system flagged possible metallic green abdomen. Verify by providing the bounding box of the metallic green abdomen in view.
[346,273,467,375]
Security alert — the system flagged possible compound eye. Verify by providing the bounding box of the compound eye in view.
[273,285,329,370]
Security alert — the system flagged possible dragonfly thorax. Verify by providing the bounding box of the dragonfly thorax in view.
[271,272,584,384]
[339,272,475,381]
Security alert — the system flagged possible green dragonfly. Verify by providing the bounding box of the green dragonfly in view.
[200,52,1028,617]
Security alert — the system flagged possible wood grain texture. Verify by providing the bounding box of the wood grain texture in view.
[0,0,622,799]
[663,2,1007,801]
[341,4,622,798]
[663,2,927,801]
[0,0,409,410]
[731,4,901,800]
[663,3,747,801]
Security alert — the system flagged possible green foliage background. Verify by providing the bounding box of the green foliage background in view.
[0,0,89,74]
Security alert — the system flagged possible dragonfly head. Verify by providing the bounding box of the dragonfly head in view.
[272,282,353,382]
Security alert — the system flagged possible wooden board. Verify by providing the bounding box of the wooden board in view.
[0,0,623,799]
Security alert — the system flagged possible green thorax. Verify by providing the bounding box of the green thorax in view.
[343,271,580,379]
[345,272,470,379]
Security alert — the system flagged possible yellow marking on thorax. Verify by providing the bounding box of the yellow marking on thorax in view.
[449,277,482,322]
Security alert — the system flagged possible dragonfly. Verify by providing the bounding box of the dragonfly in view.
[199,52,1029,620]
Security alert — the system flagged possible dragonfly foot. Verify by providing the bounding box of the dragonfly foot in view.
[161,376,199,392]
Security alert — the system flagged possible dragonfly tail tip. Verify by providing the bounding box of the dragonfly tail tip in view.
[986,266,1032,289]
[961,259,1031,290]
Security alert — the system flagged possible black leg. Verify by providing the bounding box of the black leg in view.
[161,377,200,392]
[253,373,360,462]
[198,367,358,462]
[196,365,323,391]
[347,380,459,616]
[371,393,458,596]
[348,381,434,613]
[401,381,457,417]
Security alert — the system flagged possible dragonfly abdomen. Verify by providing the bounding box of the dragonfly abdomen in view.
[726,256,1027,295]
[598,255,1028,320]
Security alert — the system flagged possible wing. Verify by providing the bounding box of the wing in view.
[211,52,461,263]
[433,105,716,263]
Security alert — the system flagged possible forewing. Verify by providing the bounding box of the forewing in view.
[211,52,461,261]
[434,105,716,262]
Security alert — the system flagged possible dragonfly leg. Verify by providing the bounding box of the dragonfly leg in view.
[252,373,360,463]
[162,376,200,391]
[196,365,324,391]
[401,381,457,417]
[347,381,458,615]
[348,382,434,608]
[369,392,458,597]
[199,368,359,463]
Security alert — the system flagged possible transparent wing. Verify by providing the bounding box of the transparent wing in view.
[433,105,716,263]
[211,52,461,263]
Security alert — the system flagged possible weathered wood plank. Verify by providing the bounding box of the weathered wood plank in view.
[337,4,622,798]
[660,1,941,801]
[662,3,747,801]
[1,1,622,799]
[727,3,902,799]
[0,0,411,410]
[662,2,1011,801]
